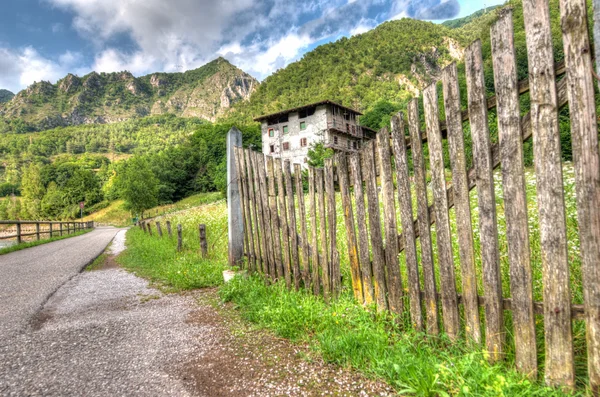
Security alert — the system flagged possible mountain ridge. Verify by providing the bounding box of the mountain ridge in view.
[0,57,258,131]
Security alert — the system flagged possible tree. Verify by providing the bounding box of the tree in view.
[113,157,159,217]
[21,163,45,219]
[306,141,334,168]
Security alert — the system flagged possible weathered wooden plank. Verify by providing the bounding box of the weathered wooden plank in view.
[166,220,172,238]
[263,156,283,280]
[376,128,403,316]
[336,152,363,302]
[465,39,504,363]
[560,0,600,391]
[156,221,163,238]
[442,63,481,344]
[325,157,340,297]
[295,164,312,289]
[235,148,251,268]
[275,158,292,288]
[491,10,538,377]
[316,168,330,300]
[308,166,321,295]
[257,152,276,280]
[362,141,388,311]
[391,113,423,331]
[245,150,261,272]
[522,1,575,387]
[349,153,374,305]
[284,160,301,290]
[249,151,267,275]
[408,98,439,335]
[199,224,208,258]
[244,149,266,274]
[423,83,460,340]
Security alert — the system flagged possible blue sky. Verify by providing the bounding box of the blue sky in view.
[0,0,505,93]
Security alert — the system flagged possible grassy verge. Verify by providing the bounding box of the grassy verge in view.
[220,275,579,397]
[117,227,226,291]
[0,229,92,255]
[83,192,224,227]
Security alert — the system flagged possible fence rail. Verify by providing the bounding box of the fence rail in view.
[0,221,94,244]
[234,0,600,392]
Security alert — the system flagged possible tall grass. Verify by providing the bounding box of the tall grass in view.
[221,275,578,396]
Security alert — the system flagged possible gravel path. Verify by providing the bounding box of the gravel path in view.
[0,226,120,339]
[0,228,394,396]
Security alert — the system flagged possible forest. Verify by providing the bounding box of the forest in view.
[0,117,260,220]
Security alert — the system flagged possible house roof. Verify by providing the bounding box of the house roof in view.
[253,100,363,122]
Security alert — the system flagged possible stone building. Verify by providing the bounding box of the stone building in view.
[254,100,376,166]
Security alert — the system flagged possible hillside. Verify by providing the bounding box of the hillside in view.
[0,58,258,132]
[0,90,14,103]
[228,17,472,123]
[441,5,501,29]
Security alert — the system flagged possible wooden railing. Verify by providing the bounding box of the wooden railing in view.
[0,221,94,245]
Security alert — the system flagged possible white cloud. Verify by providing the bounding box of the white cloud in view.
[0,47,87,93]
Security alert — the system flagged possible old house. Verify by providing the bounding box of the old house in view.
[254,100,376,165]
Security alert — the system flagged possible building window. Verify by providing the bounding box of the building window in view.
[300,121,307,130]
[300,138,308,147]
[283,125,289,134]
[353,141,359,150]
[268,128,274,137]
[283,142,290,151]
[346,123,350,133]
[333,136,338,145]
[347,140,352,149]
[270,144,275,153]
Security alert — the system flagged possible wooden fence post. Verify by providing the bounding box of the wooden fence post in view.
[177,224,182,252]
[408,99,439,334]
[522,1,574,387]
[147,223,153,236]
[226,127,244,266]
[49,223,53,238]
[166,221,172,238]
[16,222,21,244]
[491,9,537,377]
[36,222,40,241]
[156,221,163,237]
[423,83,460,341]
[60,222,63,236]
[199,224,208,258]
[561,0,600,391]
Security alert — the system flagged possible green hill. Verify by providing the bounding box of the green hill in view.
[0,89,14,103]
[0,58,257,132]
[229,18,470,124]
[442,5,502,29]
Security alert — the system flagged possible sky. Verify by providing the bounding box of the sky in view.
[0,0,506,93]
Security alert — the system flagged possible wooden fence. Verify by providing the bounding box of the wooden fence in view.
[138,220,210,256]
[235,1,599,393]
[0,221,94,245]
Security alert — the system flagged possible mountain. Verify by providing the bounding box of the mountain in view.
[0,58,258,131]
[441,5,502,29]
[229,17,472,123]
[0,90,14,103]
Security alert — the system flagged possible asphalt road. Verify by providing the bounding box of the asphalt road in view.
[0,227,120,339]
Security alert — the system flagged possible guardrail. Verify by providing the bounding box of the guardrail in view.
[0,221,94,244]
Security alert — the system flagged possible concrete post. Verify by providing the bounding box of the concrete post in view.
[227,126,244,266]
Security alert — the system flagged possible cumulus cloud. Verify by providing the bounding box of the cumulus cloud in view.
[391,0,460,20]
[0,47,87,93]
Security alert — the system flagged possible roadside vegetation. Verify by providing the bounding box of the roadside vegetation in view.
[0,229,91,255]
[117,199,228,291]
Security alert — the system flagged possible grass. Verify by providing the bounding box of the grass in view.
[0,229,92,255]
[83,192,224,227]
[221,275,577,396]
